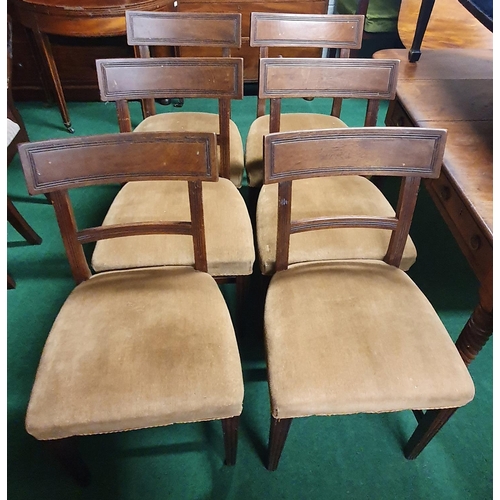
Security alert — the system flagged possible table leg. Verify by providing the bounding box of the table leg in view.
[408,0,436,62]
[455,276,493,366]
[32,29,74,133]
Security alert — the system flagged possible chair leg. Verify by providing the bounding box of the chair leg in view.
[403,407,458,460]
[267,416,293,471]
[7,274,16,289]
[221,416,239,466]
[44,437,91,487]
[7,198,42,245]
[235,275,247,330]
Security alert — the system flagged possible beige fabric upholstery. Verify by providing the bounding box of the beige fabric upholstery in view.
[26,266,244,440]
[245,113,348,187]
[256,176,417,275]
[135,112,244,187]
[92,178,255,276]
[264,260,475,419]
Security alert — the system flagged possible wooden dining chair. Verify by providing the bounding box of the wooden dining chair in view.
[18,131,244,485]
[253,57,417,275]
[259,127,474,470]
[125,10,244,187]
[93,56,254,315]
[245,12,364,188]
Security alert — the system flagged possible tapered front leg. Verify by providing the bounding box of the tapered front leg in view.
[267,416,292,471]
[404,408,457,460]
[222,416,240,465]
[44,437,91,487]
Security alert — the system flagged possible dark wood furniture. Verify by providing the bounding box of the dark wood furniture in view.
[18,131,244,484]
[176,0,329,81]
[8,0,174,132]
[94,54,254,321]
[9,0,330,108]
[374,47,493,368]
[258,127,475,471]
[249,13,364,118]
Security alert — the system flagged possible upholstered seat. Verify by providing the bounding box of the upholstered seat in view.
[259,127,475,470]
[265,259,474,419]
[256,176,417,274]
[19,131,244,483]
[94,57,254,286]
[135,113,244,187]
[245,114,347,188]
[26,266,243,440]
[92,179,254,276]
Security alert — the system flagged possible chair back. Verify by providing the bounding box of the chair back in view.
[263,127,446,271]
[126,11,242,57]
[250,13,364,116]
[260,57,399,130]
[96,57,243,179]
[126,11,241,118]
[19,132,219,282]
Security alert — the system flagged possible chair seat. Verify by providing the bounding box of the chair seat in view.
[135,112,244,187]
[264,260,474,419]
[91,178,255,276]
[256,176,417,274]
[245,114,347,187]
[26,266,244,440]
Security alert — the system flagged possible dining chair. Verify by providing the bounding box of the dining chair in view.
[259,127,474,470]
[92,56,255,316]
[125,10,244,187]
[253,57,417,275]
[245,12,364,188]
[19,131,244,485]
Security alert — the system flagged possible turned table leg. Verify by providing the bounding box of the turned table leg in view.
[455,277,493,366]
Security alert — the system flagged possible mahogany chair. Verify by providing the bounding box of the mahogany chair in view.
[253,57,417,275]
[245,12,364,188]
[259,127,474,470]
[93,56,254,310]
[18,131,244,485]
[125,10,245,187]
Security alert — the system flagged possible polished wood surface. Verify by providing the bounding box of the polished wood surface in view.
[397,0,492,50]
[376,47,492,366]
[177,0,329,81]
[10,0,173,131]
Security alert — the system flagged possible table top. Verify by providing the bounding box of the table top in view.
[375,48,492,244]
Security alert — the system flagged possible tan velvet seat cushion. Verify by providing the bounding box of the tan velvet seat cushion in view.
[264,260,475,420]
[245,113,348,187]
[135,112,244,187]
[91,178,255,276]
[256,176,417,275]
[26,266,244,440]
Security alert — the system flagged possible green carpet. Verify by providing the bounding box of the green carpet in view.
[7,97,492,499]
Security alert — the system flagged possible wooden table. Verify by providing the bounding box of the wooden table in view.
[9,0,173,132]
[374,47,493,366]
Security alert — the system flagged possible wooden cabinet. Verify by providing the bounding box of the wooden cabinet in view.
[9,0,328,101]
[177,0,329,81]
